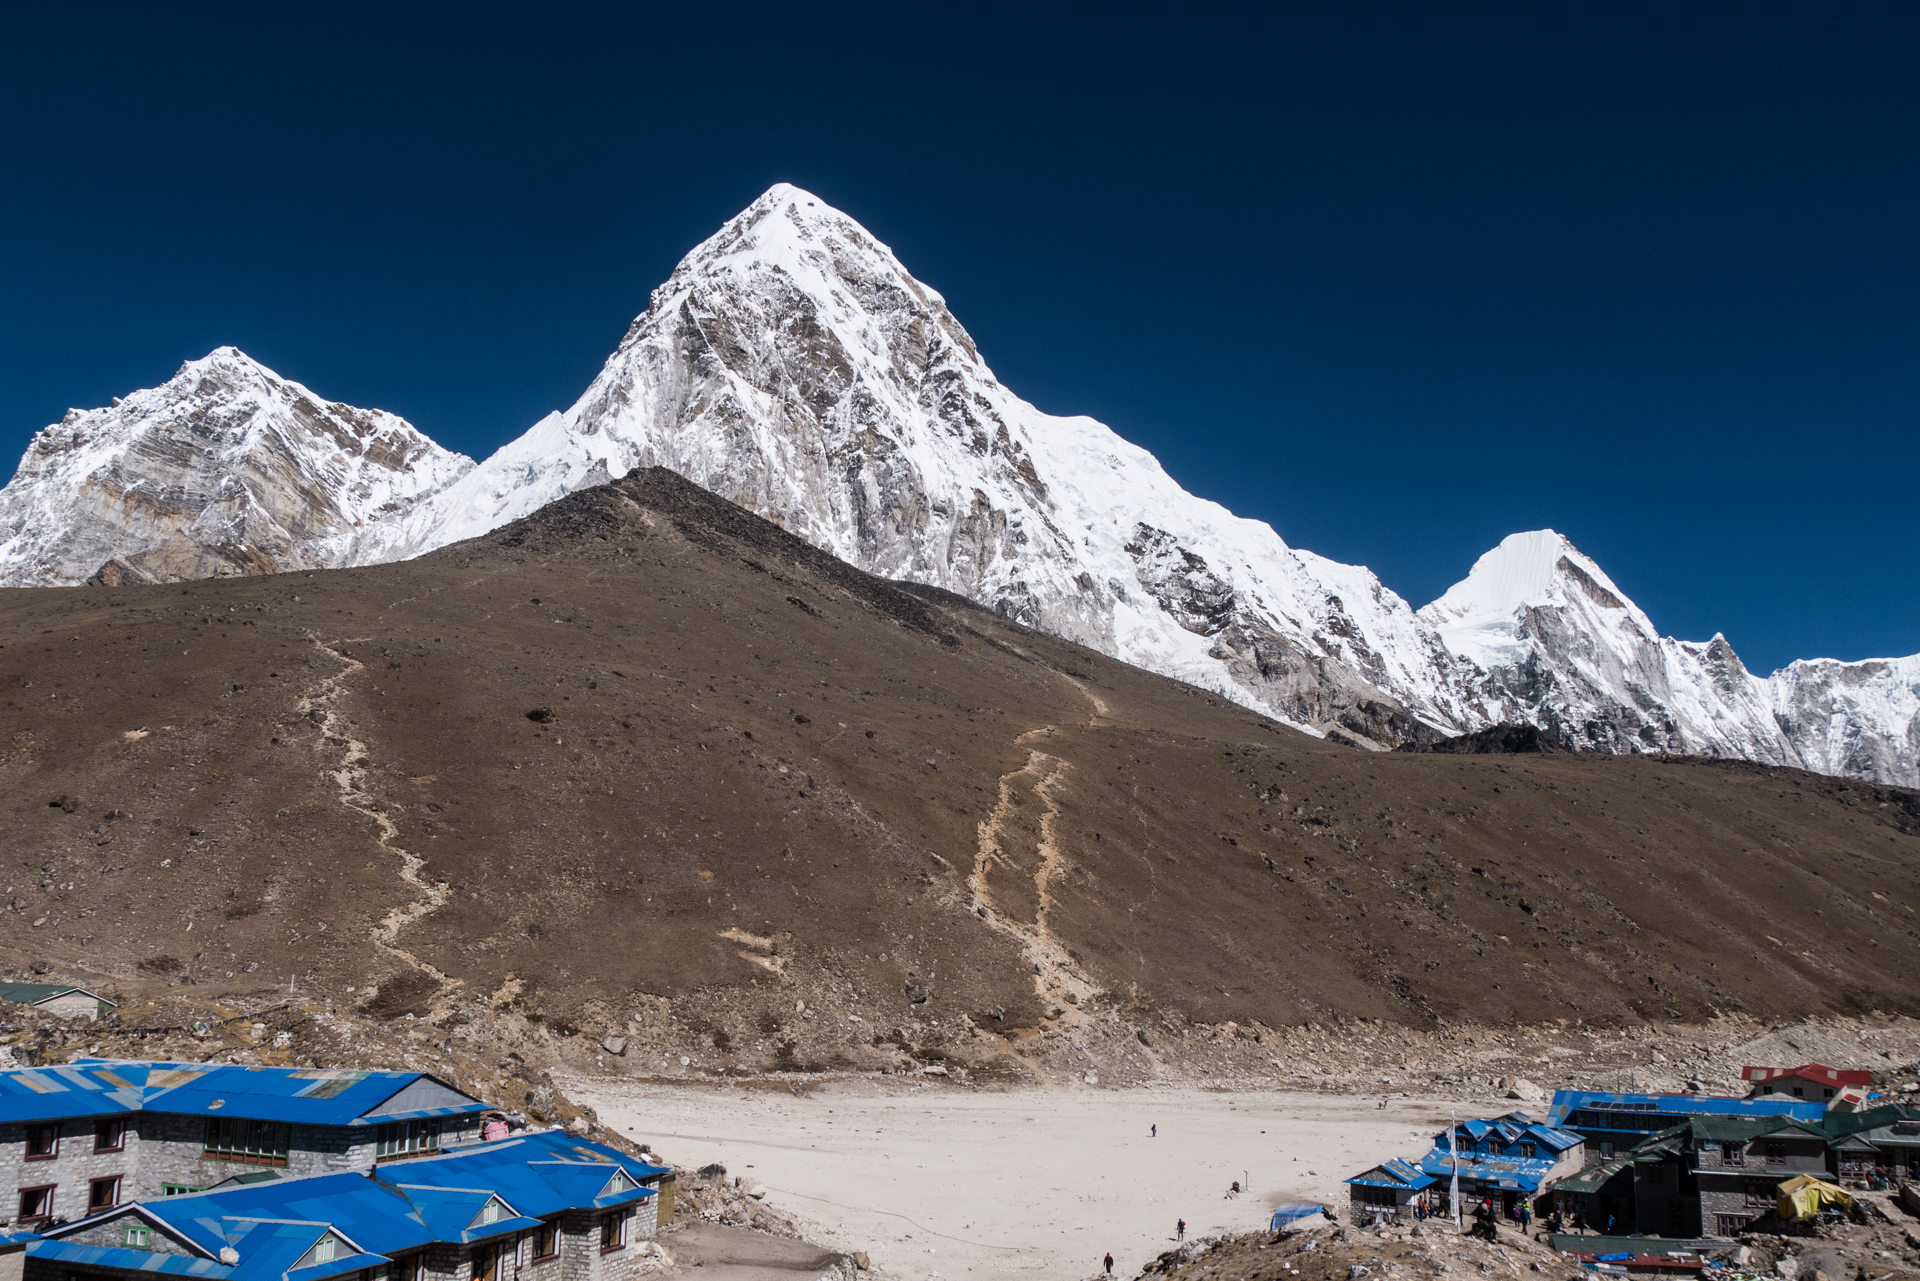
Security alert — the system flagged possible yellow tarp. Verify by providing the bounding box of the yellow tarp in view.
[1774,1175,1853,1222]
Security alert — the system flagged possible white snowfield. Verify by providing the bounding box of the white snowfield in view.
[1,186,1913,785]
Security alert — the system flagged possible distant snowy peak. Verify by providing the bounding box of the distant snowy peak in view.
[1422,530,1649,635]
[1421,529,1920,785]
[0,347,473,586]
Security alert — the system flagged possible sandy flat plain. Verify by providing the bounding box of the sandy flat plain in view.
[570,1077,1489,1281]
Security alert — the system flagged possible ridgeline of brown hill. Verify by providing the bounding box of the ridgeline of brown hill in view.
[2,468,1917,1081]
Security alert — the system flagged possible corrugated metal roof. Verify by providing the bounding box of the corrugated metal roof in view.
[1549,1089,1825,1127]
[144,1174,435,1259]
[25,1240,232,1278]
[1688,1115,1824,1142]
[0,982,116,1008]
[0,1060,487,1128]
[1416,1146,1562,1192]
[30,1127,665,1281]
[1345,1158,1436,1190]
[375,1131,666,1218]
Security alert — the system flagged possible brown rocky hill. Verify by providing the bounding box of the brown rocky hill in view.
[2,468,1916,1081]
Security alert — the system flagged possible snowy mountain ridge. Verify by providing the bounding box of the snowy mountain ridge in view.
[1,186,1913,785]
[0,347,473,586]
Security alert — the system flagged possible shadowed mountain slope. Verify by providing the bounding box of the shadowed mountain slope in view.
[2,469,1916,1078]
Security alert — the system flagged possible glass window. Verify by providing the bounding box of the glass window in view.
[376,1119,444,1159]
[600,1214,625,1251]
[162,1183,209,1196]
[471,1245,496,1281]
[95,1118,128,1152]
[124,1225,152,1249]
[204,1117,292,1166]
[532,1223,557,1259]
[90,1176,121,1212]
[26,1123,59,1159]
[18,1186,56,1222]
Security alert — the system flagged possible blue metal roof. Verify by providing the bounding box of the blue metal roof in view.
[159,1177,434,1258]
[32,1127,664,1281]
[1417,1147,1562,1192]
[0,1229,45,1248]
[1549,1090,1826,1128]
[25,1239,232,1278]
[374,1131,665,1218]
[0,1060,488,1128]
[1346,1157,1437,1191]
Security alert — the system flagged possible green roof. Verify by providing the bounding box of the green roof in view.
[1689,1115,1797,1142]
[0,982,113,1007]
[1821,1104,1914,1140]
[1554,1154,1636,1194]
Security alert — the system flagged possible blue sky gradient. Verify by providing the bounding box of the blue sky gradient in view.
[2,2,1915,673]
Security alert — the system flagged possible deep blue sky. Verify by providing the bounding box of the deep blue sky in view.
[3,3,1915,672]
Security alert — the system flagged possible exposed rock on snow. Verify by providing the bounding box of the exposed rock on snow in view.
[0,348,472,585]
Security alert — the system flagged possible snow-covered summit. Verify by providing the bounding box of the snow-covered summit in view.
[0,347,473,585]
[366,183,1475,743]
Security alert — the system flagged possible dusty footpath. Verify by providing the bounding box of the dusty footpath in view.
[569,1076,1471,1279]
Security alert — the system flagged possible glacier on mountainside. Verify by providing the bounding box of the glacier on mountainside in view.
[0,188,1912,784]
[0,348,473,586]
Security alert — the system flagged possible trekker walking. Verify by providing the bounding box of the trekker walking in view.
[1104,1252,1114,1275]
[1151,1124,1157,1137]
[1177,1219,1186,1241]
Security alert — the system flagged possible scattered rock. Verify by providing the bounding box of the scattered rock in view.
[526,707,554,723]
[1505,1077,1544,1101]
[601,1035,626,1055]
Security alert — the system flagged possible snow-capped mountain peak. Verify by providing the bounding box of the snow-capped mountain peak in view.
[1419,529,1658,673]
[0,347,473,586]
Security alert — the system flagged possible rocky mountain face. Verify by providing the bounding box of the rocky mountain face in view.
[0,348,473,586]
[0,189,1913,784]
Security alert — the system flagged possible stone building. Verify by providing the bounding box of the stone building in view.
[1416,1112,1585,1217]
[19,1130,669,1281]
[0,985,116,1023]
[1824,1104,1920,1187]
[1739,1064,1873,1103]
[3,1060,487,1226]
[1690,1116,1830,1238]
[1344,1158,1436,1226]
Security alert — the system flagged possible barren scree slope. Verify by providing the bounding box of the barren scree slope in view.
[2,469,1916,1072]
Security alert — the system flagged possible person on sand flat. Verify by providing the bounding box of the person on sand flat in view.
[1151,1123,1157,1137]
[1104,1252,1114,1275]
[1177,1219,1186,1241]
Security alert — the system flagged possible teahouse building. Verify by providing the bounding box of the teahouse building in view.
[2,1060,488,1226]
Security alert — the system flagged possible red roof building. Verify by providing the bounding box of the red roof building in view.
[1741,1063,1872,1101]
